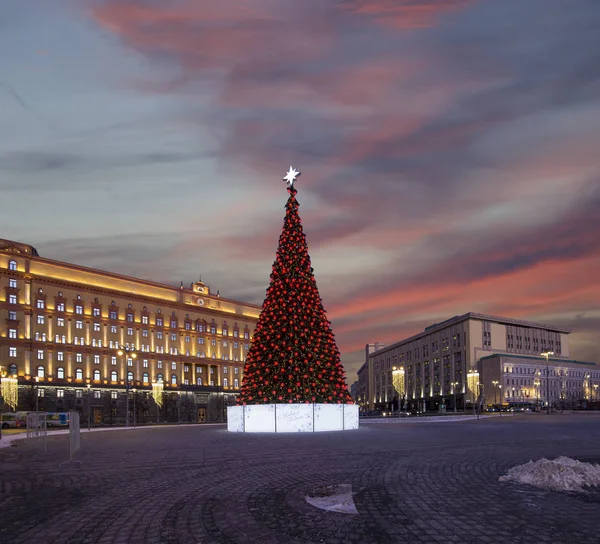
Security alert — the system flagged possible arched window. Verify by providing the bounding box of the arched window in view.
[197,377,203,385]
[75,368,83,380]
[223,378,228,387]
[93,370,101,380]
[57,367,65,379]
[171,374,177,385]
[37,365,45,378]
[8,260,17,271]
[142,372,149,383]
[111,371,118,381]
[127,371,134,382]
[157,373,163,382]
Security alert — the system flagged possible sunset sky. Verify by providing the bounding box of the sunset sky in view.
[1,0,599,380]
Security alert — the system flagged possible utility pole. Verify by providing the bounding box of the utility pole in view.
[541,351,554,415]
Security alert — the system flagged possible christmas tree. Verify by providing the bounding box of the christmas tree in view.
[238,167,354,405]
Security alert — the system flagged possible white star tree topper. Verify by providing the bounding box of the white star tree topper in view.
[283,166,301,188]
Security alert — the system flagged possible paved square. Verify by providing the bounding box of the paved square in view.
[1,415,599,544]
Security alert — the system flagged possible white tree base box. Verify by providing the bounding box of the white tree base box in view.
[227,403,359,433]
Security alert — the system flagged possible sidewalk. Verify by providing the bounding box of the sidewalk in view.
[0,423,224,449]
[360,414,503,424]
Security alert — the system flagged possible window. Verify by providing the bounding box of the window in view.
[110,325,117,334]
[143,359,148,368]
[211,339,216,346]
[57,367,65,379]
[8,311,16,320]
[183,365,189,372]
[76,353,83,363]
[111,371,118,381]
[234,367,239,375]
[142,373,149,383]
[171,362,177,370]
[57,389,64,398]
[223,341,228,348]
[198,337,204,345]
[170,333,177,341]
[185,335,190,343]
[142,329,148,337]
[157,361,163,369]
[8,260,17,271]
[127,328,133,336]
[38,388,45,398]
[171,374,177,385]
[76,389,83,398]
[93,354,100,365]
[142,316,148,324]
[223,378,228,387]
[126,313,133,322]
[56,317,64,327]
[75,305,83,314]
[76,320,83,329]
[170,320,177,328]
[234,342,238,349]
[157,373,163,382]
[156,317,163,327]
[157,331,163,340]
[56,302,65,312]
[93,322,101,332]
[36,299,45,309]
[111,356,117,365]
[75,368,83,380]
[8,329,17,339]
[244,331,249,339]
[93,370,101,380]
[109,310,118,320]
[127,371,134,381]
[94,390,101,399]
[211,326,216,334]
[127,358,133,367]
[210,367,214,374]
[37,315,45,325]
[93,307,101,317]
[111,391,118,399]
[8,294,17,304]
[37,365,45,378]
[223,366,228,374]
[197,377,203,385]
[234,379,239,388]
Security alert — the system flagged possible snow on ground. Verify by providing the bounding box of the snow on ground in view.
[499,456,600,492]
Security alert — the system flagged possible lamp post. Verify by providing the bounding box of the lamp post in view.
[451,381,458,413]
[541,351,554,415]
[467,369,479,416]
[86,384,91,431]
[118,345,137,427]
[132,388,137,428]
[35,376,39,412]
[492,380,499,407]
[498,384,502,416]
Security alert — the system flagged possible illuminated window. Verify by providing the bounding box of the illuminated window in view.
[57,317,65,327]
[94,390,101,399]
[36,299,45,309]
[76,321,83,330]
[142,373,149,383]
[94,354,100,364]
[142,329,148,337]
[76,353,83,363]
[223,378,228,387]
[10,277,19,287]
[127,371,134,381]
[57,367,65,379]
[111,371,118,381]
[8,311,16,320]
[143,359,148,368]
[93,370,101,380]
[37,350,44,360]
[111,390,118,399]
[93,322,101,332]
[75,305,83,315]
[57,389,64,398]
[234,367,239,375]
[75,368,83,380]
[198,337,204,345]
[171,374,177,385]
[111,356,117,365]
[37,315,45,325]
[197,378,203,385]
[234,379,239,388]
[8,260,17,271]
[37,365,45,377]
[93,307,101,317]
[142,316,148,324]
[8,329,17,339]
[8,294,17,304]
[76,389,83,398]
[57,302,65,312]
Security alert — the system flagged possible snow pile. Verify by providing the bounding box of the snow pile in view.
[500,456,600,492]
[305,484,359,514]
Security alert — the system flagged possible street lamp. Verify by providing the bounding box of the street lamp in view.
[118,345,137,427]
[492,380,499,406]
[35,376,40,412]
[541,351,554,415]
[86,384,91,431]
[451,381,459,413]
[467,369,479,416]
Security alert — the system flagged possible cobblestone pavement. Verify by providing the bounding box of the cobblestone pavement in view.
[1,415,599,544]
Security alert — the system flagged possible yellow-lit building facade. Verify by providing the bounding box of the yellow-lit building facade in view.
[0,238,261,423]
